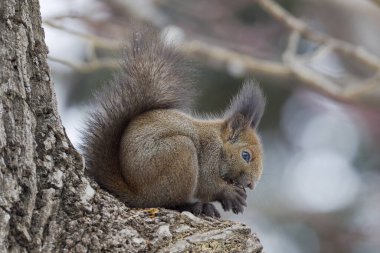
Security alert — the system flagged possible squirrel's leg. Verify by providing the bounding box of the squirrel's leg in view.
[122,135,199,208]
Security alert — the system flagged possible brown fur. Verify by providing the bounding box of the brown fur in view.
[81,29,266,217]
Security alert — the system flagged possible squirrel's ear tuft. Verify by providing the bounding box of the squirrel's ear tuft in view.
[224,80,266,139]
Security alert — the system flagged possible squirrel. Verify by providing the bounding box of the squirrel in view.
[81,29,266,218]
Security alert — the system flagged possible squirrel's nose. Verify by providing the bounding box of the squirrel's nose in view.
[247,181,255,190]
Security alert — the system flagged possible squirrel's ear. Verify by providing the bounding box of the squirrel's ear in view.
[224,81,266,140]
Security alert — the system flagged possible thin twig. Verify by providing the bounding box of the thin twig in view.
[371,0,380,8]
[343,73,380,99]
[283,31,342,98]
[44,20,292,78]
[43,21,121,50]
[257,0,380,71]
[284,31,300,56]
[48,56,119,73]
[182,40,291,78]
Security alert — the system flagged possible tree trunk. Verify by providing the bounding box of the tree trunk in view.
[0,0,263,252]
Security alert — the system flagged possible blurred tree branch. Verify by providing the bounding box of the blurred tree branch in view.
[372,0,380,8]
[45,0,380,106]
[182,41,291,77]
[257,0,380,70]
[283,31,341,97]
[44,21,121,49]
[44,20,291,77]
[48,55,119,73]
[256,0,380,105]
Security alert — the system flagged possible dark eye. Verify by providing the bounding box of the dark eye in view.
[241,151,251,163]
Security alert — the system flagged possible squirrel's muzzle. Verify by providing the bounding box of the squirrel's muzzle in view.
[247,181,255,190]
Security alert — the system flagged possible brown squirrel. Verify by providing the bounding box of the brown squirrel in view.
[82,29,266,218]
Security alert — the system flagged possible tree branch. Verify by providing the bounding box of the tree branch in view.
[256,0,380,106]
[44,1,380,106]
[44,20,291,77]
[43,21,121,49]
[371,0,380,8]
[48,56,119,73]
[257,0,380,71]
[182,40,291,78]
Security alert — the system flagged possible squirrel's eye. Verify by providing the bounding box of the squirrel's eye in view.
[241,151,251,163]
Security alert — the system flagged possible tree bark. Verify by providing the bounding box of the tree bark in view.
[0,0,263,252]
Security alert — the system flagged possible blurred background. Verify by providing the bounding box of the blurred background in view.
[40,0,380,252]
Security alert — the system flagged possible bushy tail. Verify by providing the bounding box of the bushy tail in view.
[81,28,195,199]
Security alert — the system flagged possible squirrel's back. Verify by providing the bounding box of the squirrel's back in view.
[81,29,195,197]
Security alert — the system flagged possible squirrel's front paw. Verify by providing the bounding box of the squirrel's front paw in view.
[218,186,247,214]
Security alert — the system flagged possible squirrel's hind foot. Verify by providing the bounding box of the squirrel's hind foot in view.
[175,202,221,218]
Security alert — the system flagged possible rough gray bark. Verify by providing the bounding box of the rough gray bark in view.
[0,0,263,252]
